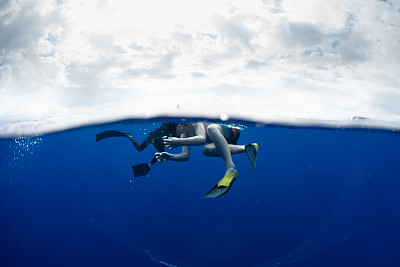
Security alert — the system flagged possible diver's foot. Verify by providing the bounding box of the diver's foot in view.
[217,170,239,188]
[226,166,237,175]
[245,143,258,171]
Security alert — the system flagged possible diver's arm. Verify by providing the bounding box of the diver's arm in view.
[163,123,206,148]
[155,146,190,162]
[155,133,190,162]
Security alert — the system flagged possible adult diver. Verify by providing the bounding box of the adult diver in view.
[155,122,258,198]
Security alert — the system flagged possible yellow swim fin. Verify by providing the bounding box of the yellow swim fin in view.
[201,171,239,199]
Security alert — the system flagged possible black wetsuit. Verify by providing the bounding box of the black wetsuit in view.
[138,123,177,165]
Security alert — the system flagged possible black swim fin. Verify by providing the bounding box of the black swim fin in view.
[201,171,239,199]
[201,184,233,198]
[96,130,130,142]
[132,163,151,177]
[132,156,158,178]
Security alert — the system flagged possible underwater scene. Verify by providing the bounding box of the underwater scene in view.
[1,118,400,267]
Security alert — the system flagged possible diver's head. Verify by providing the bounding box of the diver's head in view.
[161,122,179,135]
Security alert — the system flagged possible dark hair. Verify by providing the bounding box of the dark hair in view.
[161,122,179,134]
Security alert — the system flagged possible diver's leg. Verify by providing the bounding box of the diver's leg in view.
[206,124,236,174]
[130,127,163,152]
[202,144,245,157]
[129,137,152,152]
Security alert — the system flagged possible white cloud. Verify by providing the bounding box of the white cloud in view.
[1,0,400,136]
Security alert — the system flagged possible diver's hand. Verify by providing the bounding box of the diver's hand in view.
[155,152,172,162]
[163,137,181,149]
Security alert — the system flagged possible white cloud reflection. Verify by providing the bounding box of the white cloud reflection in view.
[1,0,400,135]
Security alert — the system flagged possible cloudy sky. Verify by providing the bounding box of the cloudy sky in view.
[1,0,400,131]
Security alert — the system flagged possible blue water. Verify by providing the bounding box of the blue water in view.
[1,118,400,267]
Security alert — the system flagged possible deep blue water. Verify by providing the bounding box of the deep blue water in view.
[1,118,400,267]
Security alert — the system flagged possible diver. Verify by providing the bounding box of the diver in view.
[96,122,179,177]
[155,122,258,198]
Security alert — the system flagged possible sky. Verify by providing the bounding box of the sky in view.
[1,0,400,134]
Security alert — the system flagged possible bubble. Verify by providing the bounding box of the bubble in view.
[12,136,43,160]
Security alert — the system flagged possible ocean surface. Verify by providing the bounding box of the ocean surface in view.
[1,118,400,267]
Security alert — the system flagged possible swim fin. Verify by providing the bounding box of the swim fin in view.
[132,163,151,177]
[201,171,239,199]
[96,130,131,142]
[245,143,258,171]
